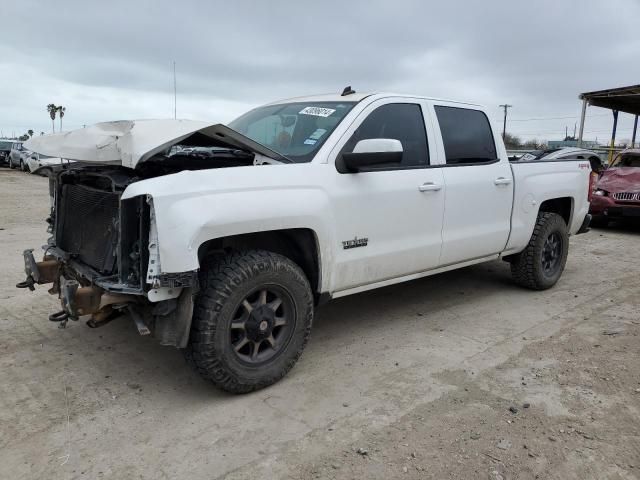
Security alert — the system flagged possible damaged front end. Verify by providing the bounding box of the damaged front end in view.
[17,165,197,347]
[17,119,285,346]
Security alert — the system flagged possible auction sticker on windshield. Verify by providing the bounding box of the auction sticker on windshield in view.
[299,107,336,117]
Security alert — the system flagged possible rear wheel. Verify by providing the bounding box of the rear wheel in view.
[184,250,314,393]
[510,212,569,290]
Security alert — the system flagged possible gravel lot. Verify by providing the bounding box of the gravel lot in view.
[1,168,639,480]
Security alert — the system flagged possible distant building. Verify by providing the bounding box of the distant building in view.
[548,139,600,149]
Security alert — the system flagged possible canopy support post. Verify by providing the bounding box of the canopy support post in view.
[608,110,619,165]
[577,98,587,147]
[632,115,638,148]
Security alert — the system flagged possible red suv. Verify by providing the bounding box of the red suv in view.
[590,149,640,226]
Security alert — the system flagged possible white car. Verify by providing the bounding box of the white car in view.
[25,152,68,174]
[518,147,604,172]
[20,90,593,393]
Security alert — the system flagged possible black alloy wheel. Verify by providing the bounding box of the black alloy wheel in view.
[229,286,295,365]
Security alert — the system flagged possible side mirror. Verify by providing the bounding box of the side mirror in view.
[341,138,403,173]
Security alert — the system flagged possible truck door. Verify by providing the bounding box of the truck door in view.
[432,105,513,266]
[329,99,445,293]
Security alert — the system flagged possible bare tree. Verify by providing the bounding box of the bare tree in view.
[503,132,522,150]
[523,139,547,150]
[47,104,58,133]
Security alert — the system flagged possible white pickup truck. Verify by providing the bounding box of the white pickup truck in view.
[19,89,593,393]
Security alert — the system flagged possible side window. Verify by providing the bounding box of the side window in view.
[342,103,429,169]
[435,106,497,165]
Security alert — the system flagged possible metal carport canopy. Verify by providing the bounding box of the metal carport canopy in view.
[577,84,640,157]
[580,84,640,115]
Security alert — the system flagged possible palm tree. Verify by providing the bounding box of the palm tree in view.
[57,106,66,131]
[27,129,34,138]
[47,104,58,133]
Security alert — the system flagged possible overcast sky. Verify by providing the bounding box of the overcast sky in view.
[1,0,639,143]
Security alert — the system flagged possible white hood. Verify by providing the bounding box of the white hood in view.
[24,119,287,169]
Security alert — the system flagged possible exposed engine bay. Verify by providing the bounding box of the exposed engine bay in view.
[17,122,284,346]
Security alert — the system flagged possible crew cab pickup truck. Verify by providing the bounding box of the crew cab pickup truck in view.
[19,90,593,393]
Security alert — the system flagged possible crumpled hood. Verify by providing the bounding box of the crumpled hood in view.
[597,167,640,193]
[23,119,286,169]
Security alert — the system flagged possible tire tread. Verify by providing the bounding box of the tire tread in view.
[510,212,568,290]
[184,249,313,394]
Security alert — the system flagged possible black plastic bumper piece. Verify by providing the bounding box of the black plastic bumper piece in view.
[576,214,592,235]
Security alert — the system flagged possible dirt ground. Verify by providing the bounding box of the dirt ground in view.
[0,168,639,480]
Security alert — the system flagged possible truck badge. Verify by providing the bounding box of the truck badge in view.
[342,237,368,249]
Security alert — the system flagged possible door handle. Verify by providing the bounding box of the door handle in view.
[494,177,512,186]
[418,182,442,192]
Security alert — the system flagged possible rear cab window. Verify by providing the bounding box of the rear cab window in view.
[434,106,497,165]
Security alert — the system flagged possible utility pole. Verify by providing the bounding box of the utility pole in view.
[173,61,177,120]
[499,104,512,140]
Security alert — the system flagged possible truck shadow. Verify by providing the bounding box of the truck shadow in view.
[591,219,640,235]
[70,259,517,401]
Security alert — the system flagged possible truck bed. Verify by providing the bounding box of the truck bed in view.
[505,158,591,255]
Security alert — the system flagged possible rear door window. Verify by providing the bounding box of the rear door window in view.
[435,106,497,165]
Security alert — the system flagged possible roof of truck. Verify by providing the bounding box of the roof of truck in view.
[264,92,483,108]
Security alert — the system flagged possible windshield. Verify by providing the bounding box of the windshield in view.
[228,101,356,163]
[0,141,12,150]
[612,153,640,168]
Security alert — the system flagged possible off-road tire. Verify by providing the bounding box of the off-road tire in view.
[184,250,314,393]
[510,212,569,290]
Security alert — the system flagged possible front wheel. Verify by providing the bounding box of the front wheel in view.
[184,250,314,393]
[510,212,569,290]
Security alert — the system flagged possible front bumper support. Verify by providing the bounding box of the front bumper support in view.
[16,249,60,290]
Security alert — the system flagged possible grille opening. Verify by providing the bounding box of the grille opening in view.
[612,192,640,202]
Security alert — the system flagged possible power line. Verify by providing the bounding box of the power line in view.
[494,113,611,122]
[515,128,637,137]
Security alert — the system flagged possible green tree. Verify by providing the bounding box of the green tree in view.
[47,104,58,133]
[27,129,34,138]
[57,106,66,131]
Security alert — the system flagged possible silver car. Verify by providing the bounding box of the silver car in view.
[8,142,28,170]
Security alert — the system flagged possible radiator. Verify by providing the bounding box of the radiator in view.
[56,184,120,274]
